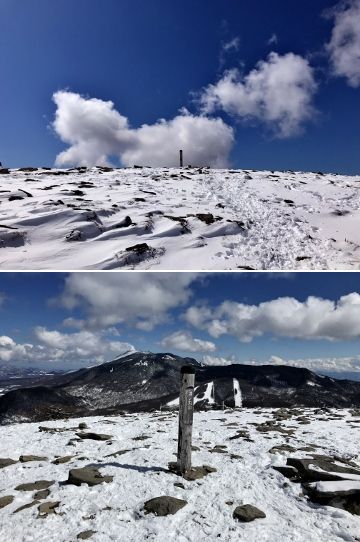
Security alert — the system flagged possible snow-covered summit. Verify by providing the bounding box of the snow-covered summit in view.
[0,166,359,269]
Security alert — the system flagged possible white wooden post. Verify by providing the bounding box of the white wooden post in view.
[177,365,195,475]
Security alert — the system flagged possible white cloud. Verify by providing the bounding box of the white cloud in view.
[200,52,318,138]
[201,354,235,366]
[325,0,360,87]
[222,37,240,53]
[57,272,199,331]
[201,353,360,377]
[0,330,134,366]
[52,91,234,168]
[260,354,360,377]
[268,34,278,46]
[161,330,216,353]
[185,293,360,342]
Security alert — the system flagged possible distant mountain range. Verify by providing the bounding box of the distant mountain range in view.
[0,352,359,424]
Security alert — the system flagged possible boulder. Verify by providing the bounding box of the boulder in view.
[0,495,14,509]
[77,531,97,540]
[67,467,113,486]
[233,504,266,522]
[76,432,112,441]
[15,480,54,491]
[144,496,187,516]
[38,501,60,517]
[0,458,17,468]
[19,455,47,463]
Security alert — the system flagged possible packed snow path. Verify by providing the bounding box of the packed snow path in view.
[0,166,359,269]
[0,408,359,541]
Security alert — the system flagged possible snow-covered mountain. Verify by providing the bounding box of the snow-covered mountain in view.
[0,166,359,270]
[0,352,359,424]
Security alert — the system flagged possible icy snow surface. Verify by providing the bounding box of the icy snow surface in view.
[0,408,359,541]
[0,166,359,269]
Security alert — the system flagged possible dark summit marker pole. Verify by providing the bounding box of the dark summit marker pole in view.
[177,365,195,476]
[179,149,183,168]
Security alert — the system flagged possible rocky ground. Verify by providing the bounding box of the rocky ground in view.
[0,166,359,270]
[0,408,359,541]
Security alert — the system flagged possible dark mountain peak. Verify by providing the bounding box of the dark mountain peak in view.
[0,353,359,424]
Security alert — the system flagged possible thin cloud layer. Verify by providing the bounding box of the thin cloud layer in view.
[161,330,216,353]
[326,0,360,87]
[185,293,360,342]
[52,91,234,168]
[200,52,318,138]
[57,272,199,331]
[201,352,360,377]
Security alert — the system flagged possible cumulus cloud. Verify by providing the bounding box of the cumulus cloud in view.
[201,354,235,366]
[52,91,234,168]
[0,330,134,366]
[325,0,360,87]
[161,331,216,353]
[185,293,360,342]
[56,272,199,331]
[200,52,318,138]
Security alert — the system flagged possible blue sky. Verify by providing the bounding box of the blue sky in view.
[0,272,359,379]
[1,0,359,173]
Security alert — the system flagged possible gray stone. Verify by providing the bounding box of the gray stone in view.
[52,455,75,464]
[144,496,187,516]
[38,501,60,517]
[19,455,48,463]
[34,489,50,500]
[67,467,113,486]
[77,531,96,540]
[76,432,112,441]
[15,480,54,491]
[13,500,40,513]
[0,458,17,468]
[0,495,14,509]
[78,422,88,430]
[286,457,360,482]
[233,504,266,522]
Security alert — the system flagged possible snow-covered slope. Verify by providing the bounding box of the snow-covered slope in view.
[0,408,359,541]
[0,166,359,269]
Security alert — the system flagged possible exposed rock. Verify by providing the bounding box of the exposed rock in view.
[66,229,82,242]
[104,449,131,458]
[0,458,17,468]
[233,504,266,522]
[305,481,360,515]
[0,495,14,509]
[34,489,51,500]
[13,500,40,513]
[269,444,296,454]
[0,168,10,174]
[76,432,112,441]
[286,457,360,482]
[15,480,54,491]
[19,455,48,463]
[67,467,113,486]
[114,216,132,228]
[125,243,151,255]
[38,501,60,517]
[52,455,75,464]
[195,213,221,225]
[77,531,97,540]
[144,496,187,516]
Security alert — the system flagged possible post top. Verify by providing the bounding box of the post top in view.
[181,365,196,374]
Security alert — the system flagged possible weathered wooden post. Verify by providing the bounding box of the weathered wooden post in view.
[179,149,183,168]
[177,365,195,475]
